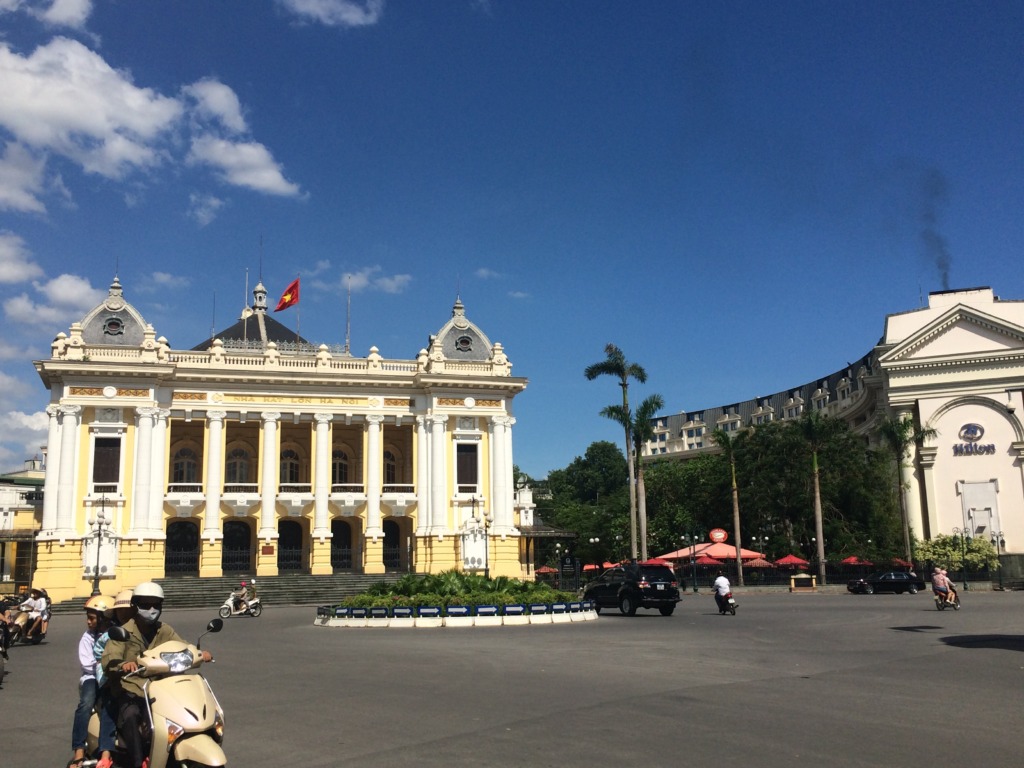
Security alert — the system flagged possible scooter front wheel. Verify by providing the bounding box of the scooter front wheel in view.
[218,606,231,619]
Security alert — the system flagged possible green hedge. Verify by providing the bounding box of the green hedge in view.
[335,570,575,609]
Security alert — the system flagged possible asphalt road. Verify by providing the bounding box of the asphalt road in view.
[3,590,1022,768]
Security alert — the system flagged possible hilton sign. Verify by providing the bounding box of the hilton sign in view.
[952,423,996,457]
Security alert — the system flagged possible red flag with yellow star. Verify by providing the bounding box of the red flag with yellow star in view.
[274,278,299,312]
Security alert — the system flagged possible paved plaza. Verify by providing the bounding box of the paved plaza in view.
[2,590,1022,767]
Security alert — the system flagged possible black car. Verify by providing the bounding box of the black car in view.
[847,571,926,595]
[582,563,681,616]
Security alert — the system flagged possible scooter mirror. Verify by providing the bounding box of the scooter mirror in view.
[207,618,224,633]
[108,625,130,642]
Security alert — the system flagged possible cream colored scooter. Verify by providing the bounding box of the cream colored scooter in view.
[85,618,226,768]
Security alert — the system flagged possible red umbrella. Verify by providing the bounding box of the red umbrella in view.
[842,556,874,566]
[891,557,913,567]
[536,565,557,574]
[640,558,673,567]
[775,554,809,566]
[745,557,775,568]
[695,555,724,566]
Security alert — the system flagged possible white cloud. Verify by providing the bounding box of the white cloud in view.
[0,142,48,213]
[136,271,191,293]
[338,266,412,294]
[0,0,93,30]
[508,290,529,300]
[0,230,45,283]
[0,369,32,400]
[0,337,40,361]
[475,268,502,279]
[188,136,302,197]
[0,37,182,179]
[279,0,385,27]
[183,78,248,135]
[3,272,105,326]
[0,407,50,470]
[188,192,226,226]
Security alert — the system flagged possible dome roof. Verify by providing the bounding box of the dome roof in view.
[79,277,149,346]
[431,297,492,362]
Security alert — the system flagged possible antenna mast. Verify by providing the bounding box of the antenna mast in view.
[344,275,351,355]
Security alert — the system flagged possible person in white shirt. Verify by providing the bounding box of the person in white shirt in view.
[20,587,47,640]
[713,571,732,612]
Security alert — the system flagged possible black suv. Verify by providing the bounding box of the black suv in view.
[582,563,681,616]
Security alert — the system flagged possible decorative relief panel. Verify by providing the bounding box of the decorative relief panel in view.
[384,398,412,408]
[173,392,207,401]
[438,398,465,406]
[117,389,149,397]
[70,387,103,396]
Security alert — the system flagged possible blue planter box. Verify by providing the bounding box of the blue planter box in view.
[333,606,351,618]
[581,600,595,611]
[417,606,442,618]
[369,606,389,618]
[350,607,368,618]
[529,603,549,614]
[446,605,471,617]
[391,606,414,618]
[569,602,583,612]
[476,605,499,616]
[551,603,569,613]
[503,604,527,616]
[316,605,330,617]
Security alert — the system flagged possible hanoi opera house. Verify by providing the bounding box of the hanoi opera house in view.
[7,281,1024,598]
[25,278,534,601]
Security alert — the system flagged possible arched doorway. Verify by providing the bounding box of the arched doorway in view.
[222,520,252,573]
[383,519,402,571]
[278,520,304,572]
[165,520,199,575]
[331,519,352,570]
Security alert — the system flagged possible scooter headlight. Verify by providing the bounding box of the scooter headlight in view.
[159,648,195,673]
[164,719,186,751]
[213,709,225,743]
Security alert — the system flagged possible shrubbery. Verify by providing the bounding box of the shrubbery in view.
[335,570,575,609]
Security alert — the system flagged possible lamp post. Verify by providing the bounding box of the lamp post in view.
[470,497,493,580]
[684,532,701,593]
[991,530,1005,590]
[88,498,111,597]
[588,537,601,570]
[952,527,970,591]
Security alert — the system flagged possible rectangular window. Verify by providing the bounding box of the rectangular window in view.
[93,437,121,484]
[456,443,478,494]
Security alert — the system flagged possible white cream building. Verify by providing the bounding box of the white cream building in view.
[646,287,1023,573]
[31,278,530,601]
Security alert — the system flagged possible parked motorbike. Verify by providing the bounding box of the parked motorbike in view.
[6,607,46,645]
[83,618,226,768]
[219,592,262,618]
[934,590,961,610]
[715,591,738,615]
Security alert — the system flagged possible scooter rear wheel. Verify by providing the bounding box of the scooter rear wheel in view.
[249,603,263,617]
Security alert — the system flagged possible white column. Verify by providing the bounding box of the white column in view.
[490,415,512,532]
[130,407,157,536]
[203,411,226,539]
[365,415,384,538]
[415,415,429,535]
[41,405,61,534]
[55,404,81,536]
[504,416,516,530]
[149,409,170,534]
[313,413,332,539]
[258,411,280,540]
[429,414,447,534]
[898,408,925,538]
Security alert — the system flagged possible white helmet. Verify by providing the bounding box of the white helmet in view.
[132,581,164,601]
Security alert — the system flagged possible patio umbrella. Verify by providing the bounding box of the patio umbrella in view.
[891,557,913,567]
[775,554,809,566]
[535,565,557,574]
[744,557,775,568]
[695,555,724,566]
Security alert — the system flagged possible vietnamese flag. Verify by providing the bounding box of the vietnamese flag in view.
[274,278,300,311]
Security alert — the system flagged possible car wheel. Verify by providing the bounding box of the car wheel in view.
[659,606,675,616]
[908,585,918,594]
[864,585,874,595]
[619,594,637,616]
[593,604,602,615]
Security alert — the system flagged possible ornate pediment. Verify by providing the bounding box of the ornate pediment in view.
[880,305,1024,366]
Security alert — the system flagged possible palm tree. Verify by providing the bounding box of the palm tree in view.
[877,414,938,562]
[585,344,647,560]
[711,427,745,585]
[797,411,842,585]
[603,394,664,562]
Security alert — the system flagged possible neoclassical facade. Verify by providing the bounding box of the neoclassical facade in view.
[31,278,530,601]
[645,287,1023,567]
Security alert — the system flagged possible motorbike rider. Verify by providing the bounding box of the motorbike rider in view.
[230,580,251,613]
[941,568,959,604]
[92,590,135,768]
[713,570,732,612]
[101,581,212,768]
[19,587,47,640]
[931,567,952,603]
[69,595,114,768]
[0,594,13,659]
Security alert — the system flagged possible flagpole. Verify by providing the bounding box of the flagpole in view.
[345,274,351,356]
[295,273,300,345]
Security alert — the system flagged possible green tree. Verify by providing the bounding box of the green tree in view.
[876,414,938,562]
[585,344,647,559]
[711,427,745,584]
[914,533,999,572]
[796,412,846,583]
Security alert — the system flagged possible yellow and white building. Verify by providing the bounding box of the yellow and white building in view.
[29,278,530,601]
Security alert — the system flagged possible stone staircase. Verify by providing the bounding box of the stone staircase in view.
[50,573,404,614]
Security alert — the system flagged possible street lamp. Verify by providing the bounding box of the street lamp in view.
[470,497,493,580]
[684,532,702,593]
[588,537,601,570]
[952,527,971,591]
[88,498,111,597]
[991,530,1005,591]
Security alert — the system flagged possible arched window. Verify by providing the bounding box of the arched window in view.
[332,449,349,485]
[172,447,198,484]
[384,450,397,486]
[280,449,300,484]
[226,448,250,484]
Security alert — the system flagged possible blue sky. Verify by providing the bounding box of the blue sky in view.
[0,1,1022,478]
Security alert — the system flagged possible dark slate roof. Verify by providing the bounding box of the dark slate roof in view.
[192,311,311,351]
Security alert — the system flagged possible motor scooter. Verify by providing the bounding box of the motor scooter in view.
[934,590,961,610]
[219,592,262,618]
[83,618,226,768]
[6,607,46,645]
[715,591,738,615]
